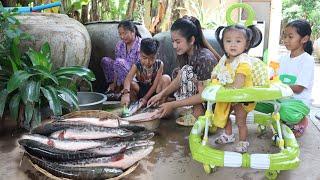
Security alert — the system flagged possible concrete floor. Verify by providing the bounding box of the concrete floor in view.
[0,64,319,180]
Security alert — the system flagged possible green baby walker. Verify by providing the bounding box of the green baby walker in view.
[188,3,300,180]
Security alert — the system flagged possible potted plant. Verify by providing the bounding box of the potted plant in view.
[0,5,95,129]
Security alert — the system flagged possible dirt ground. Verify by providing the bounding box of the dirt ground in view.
[0,65,319,180]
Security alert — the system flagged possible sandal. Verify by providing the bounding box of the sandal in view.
[214,132,235,144]
[235,141,249,153]
[292,117,308,138]
[176,113,197,126]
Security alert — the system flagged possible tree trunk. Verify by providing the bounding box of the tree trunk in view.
[81,5,88,24]
[8,0,17,6]
[91,0,99,21]
[1,0,10,6]
[170,0,184,24]
[149,0,167,34]
[18,0,29,6]
[100,0,109,19]
[126,0,137,20]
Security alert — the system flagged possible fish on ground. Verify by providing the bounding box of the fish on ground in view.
[61,145,153,170]
[27,153,123,180]
[50,125,134,140]
[18,139,126,161]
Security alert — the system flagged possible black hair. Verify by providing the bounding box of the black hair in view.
[171,15,220,60]
[118,20,142,38]
[140,38,159,55]
[286,19,313,55]
[215,24,262,56]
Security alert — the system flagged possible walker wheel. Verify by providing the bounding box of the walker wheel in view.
[265,170,278,180]
[203,164,212,174]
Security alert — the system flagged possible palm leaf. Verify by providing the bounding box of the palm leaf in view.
[53,66,96,81]
[0,89,8,117]
[20,81,40,103]
[57,87,79,110]
[24,101,34,130]
[7,70,33,93]
[41,86,62,116]
[31,66,59,85]
[9,93,21,121]
[31,105,41,129]
[26,49,51,70]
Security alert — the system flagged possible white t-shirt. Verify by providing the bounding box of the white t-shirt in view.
[278,52,315,106]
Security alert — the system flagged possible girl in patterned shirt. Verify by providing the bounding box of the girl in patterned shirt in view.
[147,16,220,120]
[101,20,142,97]
[121,38,171,108]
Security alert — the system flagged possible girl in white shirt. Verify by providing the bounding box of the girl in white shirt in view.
[279,19,315,137]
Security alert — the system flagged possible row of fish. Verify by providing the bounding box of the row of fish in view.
[19,117,155,179]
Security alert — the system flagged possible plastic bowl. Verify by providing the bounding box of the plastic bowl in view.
[77,92,107,110]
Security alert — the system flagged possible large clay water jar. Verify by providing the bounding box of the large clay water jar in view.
[85,21,152,92]
[17,13,91,69]
[154,29,224,75]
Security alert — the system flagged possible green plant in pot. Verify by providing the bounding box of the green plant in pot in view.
[0,6,96,130]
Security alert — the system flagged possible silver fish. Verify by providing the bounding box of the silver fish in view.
[21,134,106,151]
[63,145,153,170]
[50,125,134,140]
[27,153,123,179]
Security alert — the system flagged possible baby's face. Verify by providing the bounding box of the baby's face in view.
[140,52,156,68]
[223,29,248,58]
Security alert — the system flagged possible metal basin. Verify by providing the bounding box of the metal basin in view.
[77,92,107,110]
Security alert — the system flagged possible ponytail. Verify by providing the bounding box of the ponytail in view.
[134,25,142,38]
[304,40,313,55]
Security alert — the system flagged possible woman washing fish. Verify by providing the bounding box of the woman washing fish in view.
[147,16,219,124]
[120,38,171,111]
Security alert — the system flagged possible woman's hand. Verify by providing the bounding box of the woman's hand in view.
[156,102,175,118]
[121,93,130,106]
[147,93,162,107]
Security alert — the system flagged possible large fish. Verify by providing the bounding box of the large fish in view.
[31,121,132,136]
[21,134,107,151]
[27,153,123,179]
[19,139,126,161]
[88,140,155,155]
[50,125,134,140]
[62,145,153,170]
[109,130,155,142]
[121,110,160,122]
[58,117,129,127]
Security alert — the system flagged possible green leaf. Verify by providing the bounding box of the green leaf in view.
[24,101,34,130]
[41,86,62,116]
[9,93,21,122]
[31,66,59,85]
[57,87,79,110]
[7,70,33,93]
[53,66,96,81]
[0,89,8,118]
[11,37,21,67]
[41,42,50,57]
[20,81,40,103]
[82,78,93,91]
[9,56,18,72]
[26,48,52,70]
[31,105,41,129]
